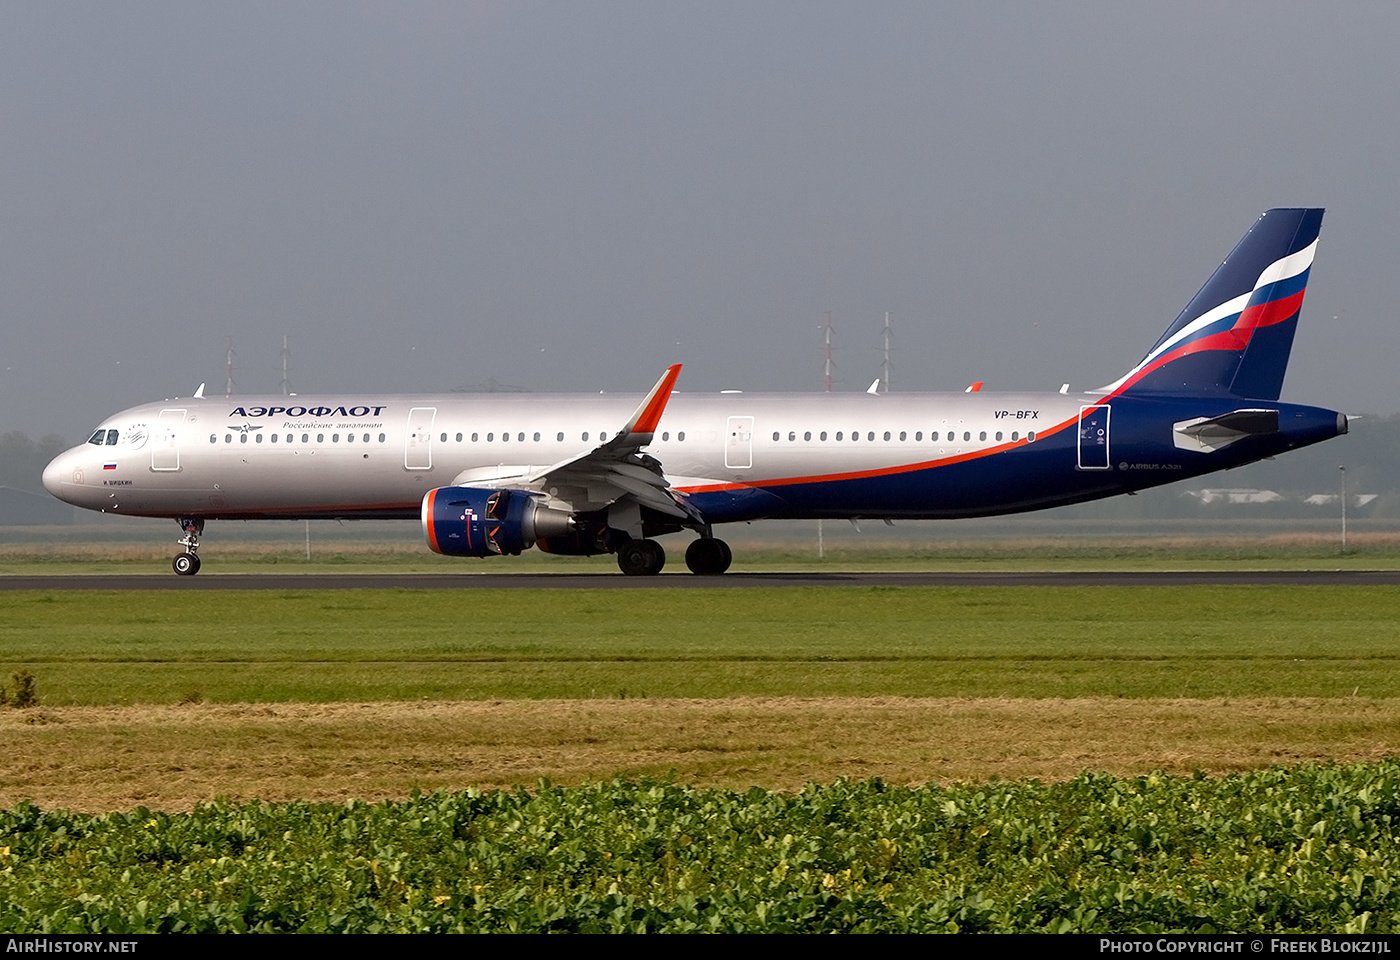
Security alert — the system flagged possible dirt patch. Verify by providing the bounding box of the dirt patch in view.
[3,696,1398,811]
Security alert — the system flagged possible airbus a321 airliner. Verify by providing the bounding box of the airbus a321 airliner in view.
[44,208,1346,576]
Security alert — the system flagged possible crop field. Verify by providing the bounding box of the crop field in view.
[3,567,1400,931]
[4,765,1400,933]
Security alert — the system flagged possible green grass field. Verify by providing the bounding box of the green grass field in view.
[3,585,1400,704]
[5,516,1400,575]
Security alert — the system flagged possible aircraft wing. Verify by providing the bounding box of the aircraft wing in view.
[515,364,697,520]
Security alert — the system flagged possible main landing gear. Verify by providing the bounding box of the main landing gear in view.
[616,538,666,576]
[172,518,203,576]
[684,537,732,576]
[614,536,733,576]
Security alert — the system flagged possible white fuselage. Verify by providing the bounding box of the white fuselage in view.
[43,389,1089,521]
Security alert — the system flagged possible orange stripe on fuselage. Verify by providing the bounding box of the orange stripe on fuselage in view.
[674,413,1080,494]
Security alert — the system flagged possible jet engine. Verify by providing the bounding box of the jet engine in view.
[422,486,573,557]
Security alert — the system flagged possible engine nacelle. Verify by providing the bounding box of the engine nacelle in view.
[422,486,572,557]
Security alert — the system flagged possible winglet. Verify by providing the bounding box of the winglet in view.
[623,364,682,436]
[965,381,984,393]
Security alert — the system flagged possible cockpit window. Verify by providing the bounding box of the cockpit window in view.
[106,429,119,445]
[88,430,105,445]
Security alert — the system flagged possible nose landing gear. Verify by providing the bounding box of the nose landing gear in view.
[172,518,204,576]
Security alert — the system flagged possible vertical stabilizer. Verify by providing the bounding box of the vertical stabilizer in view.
[1102,208,1323,400]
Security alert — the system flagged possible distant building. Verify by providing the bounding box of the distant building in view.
[1185,488,1285,505]
[0,487,73,525]
[1304,493,1378,507]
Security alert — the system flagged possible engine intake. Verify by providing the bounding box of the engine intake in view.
[422,486,572,557]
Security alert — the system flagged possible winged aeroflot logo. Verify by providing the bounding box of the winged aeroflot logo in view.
[121,423,150,448]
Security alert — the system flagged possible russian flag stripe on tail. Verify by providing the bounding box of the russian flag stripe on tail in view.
[1102,208,1323,401]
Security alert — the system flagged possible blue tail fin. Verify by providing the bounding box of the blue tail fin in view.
[1103,208,1323,401]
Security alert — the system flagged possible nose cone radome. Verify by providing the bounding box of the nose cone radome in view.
[42,449,76,501]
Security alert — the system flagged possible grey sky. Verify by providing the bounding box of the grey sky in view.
[4,2,1398,441]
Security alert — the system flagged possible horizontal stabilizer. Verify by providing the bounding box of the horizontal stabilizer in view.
[1172,409,1279,453]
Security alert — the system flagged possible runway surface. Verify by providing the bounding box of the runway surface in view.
[3,570,1398,590]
